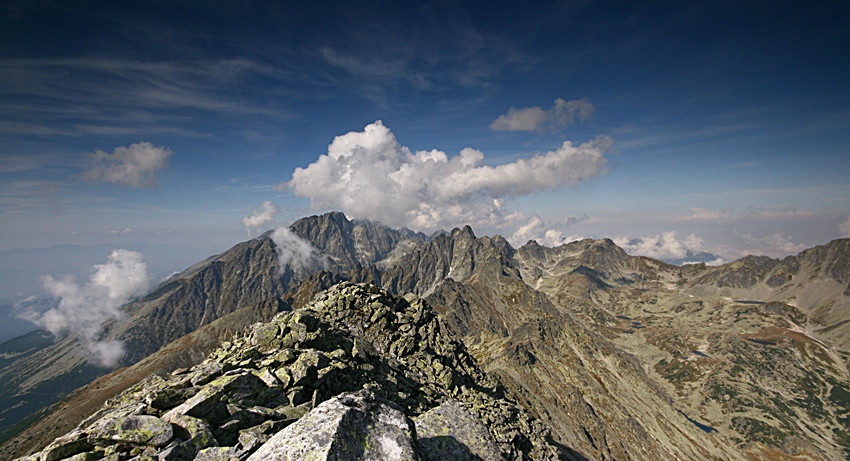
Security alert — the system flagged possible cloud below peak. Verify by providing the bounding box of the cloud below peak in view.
[490,98,595,132]
[20,249,150,367]
[284,120,611,231]
[614,232,726,265]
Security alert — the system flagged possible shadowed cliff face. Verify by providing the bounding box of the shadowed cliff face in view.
[2,214,849,461]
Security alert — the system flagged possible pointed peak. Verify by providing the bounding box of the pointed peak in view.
[322,211,351,225]
[290,211,352,230]
[450,225,476,239]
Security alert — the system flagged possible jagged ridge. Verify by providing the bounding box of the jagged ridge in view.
[17,283,559,461]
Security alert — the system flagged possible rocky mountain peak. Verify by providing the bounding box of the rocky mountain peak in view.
[290,212,427,269]
[16,282,559,461]
[797,238,850,285]
[450,225,476,240]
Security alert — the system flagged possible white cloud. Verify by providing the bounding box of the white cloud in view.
[270,227,328,278]
[82,142,171,188]
[490,98,595,132]
[510,214,587,247]
[20,249,150,367]
[285,121,610,231]
[840,216,850,238]
[242,200,280,236]
[614,232,724,264]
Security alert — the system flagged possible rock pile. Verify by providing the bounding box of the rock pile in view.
[18,282,559,461]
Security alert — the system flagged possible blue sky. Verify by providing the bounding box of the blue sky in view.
[1,0,849,301]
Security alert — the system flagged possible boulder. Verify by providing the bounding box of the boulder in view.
[246,390,418,461]
[87,414,173,447]
[41,431,92,461]
[415,400,505,461]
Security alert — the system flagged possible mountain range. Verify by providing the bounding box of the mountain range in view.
[1,212,848,460]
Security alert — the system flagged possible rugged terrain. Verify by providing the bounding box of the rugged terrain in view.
[0,213,422,446]
[17,283,558,461]
[515,238,850,460]
[2,212,848,460]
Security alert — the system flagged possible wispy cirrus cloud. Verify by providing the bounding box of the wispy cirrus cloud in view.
[1,58,289,109]
[676,206,814,223]
[316,12,531,100]
[0,57,292,137]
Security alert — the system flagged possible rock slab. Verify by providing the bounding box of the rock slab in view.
[247,389,417,461]
[415,400,505,461]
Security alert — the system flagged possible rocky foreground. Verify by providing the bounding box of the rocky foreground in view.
[17,283,560,461]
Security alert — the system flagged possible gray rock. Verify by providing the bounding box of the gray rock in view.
[87,414,174,447]
[414,400,504,461]
[246,390,418,461]
[157,440,196,461]
[194,447,244,461]
[41,430,92,461]
[162,373,264,424]
[65,452,104,461]
[163,413,217,449]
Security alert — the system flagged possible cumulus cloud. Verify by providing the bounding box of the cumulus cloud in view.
[270,227,328,278]
[83,142,171,188]
[490,98,595,132]
[510,214,587,247]
[242,200,280,236]
[840,216,850,238]
[284,121,610,231]
[20,250,150,367]
[614,232,724,265]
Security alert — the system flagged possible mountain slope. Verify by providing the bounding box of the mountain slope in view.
[520,237,850,460]
[387,228,743,460]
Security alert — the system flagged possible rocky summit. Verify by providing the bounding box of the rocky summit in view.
[16,283,558,461]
